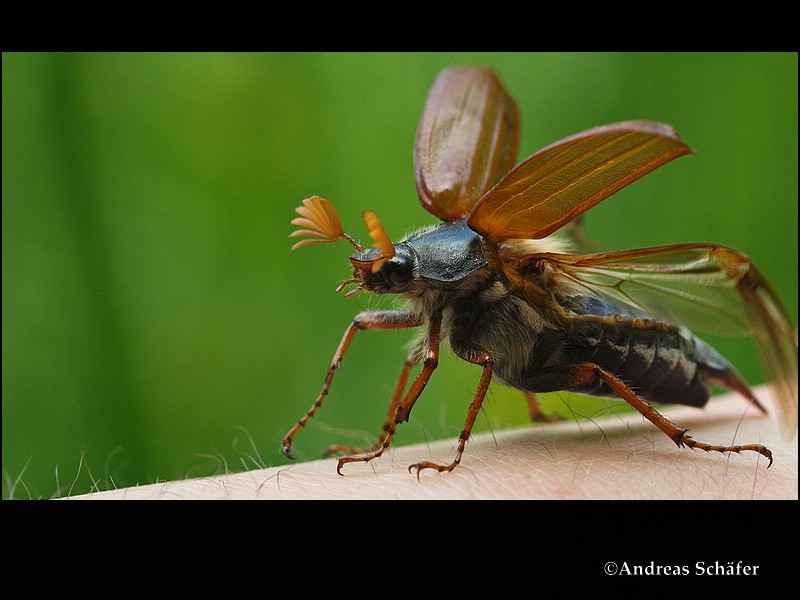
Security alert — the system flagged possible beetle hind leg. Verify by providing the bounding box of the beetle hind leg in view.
[679,435,772,467]
[528,362,773,467]
[524,391,560,423]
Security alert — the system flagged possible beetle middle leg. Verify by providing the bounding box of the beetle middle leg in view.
[323,352,419,457]
[407,335,494,476]
[528,362,773,466]
[281,310,422,460]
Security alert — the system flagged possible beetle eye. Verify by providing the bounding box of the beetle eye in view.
[386,255,412,286]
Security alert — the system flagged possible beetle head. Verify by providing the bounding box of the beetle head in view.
[290,196,413,296]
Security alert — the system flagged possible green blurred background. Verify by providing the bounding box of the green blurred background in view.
[3,52,797,498]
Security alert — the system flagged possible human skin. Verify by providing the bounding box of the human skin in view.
[69,385,796,500]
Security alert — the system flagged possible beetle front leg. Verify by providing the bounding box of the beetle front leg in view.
[281,310,423,460]
[336,313,442,475]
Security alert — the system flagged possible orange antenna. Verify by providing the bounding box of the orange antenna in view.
[361,211,396,272]
[290,196,361,251]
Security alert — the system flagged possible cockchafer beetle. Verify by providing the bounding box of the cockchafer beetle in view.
[283,66,798,476]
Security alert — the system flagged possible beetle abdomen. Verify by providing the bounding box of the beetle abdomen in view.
[515,308,739,408]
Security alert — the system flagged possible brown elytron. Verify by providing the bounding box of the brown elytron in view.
[282,67,798,476]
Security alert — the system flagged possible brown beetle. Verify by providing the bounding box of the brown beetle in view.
[283,66,798,476]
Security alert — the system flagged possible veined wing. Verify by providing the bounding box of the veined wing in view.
[537,243,798,440]
[468,121,693,241]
